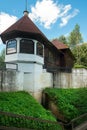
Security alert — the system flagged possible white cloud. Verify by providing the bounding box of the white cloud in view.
[60,9,79,27]
[0,12,18,44]
[59,4,72,17]
[29,0,60,29]
[0,12,18,33]
[29,0,79,29]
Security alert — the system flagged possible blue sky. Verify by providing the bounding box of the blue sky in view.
[0,0,87,52]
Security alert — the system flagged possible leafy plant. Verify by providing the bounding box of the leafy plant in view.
[44,88,87,122]
[0,91,62,129]
[72,43,87,67]
[0,49,5,69]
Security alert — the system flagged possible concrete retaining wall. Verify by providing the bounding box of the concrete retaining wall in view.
[23,70,53,102]
[0,70,24,91]
[54,68,87,88]
[0,68,87,102]
[0,69,53,102]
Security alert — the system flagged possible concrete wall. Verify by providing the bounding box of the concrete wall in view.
[0,70,24,91]
[23,70,53,102]
[1,68,87,102]
[54,68,87,88]
[0,69,53,103]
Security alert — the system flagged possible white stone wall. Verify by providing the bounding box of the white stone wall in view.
[23,69,53,102]
[0,70,24,91]
[1,68,87,102]
[54,68,87,88]
[71,69,87,88]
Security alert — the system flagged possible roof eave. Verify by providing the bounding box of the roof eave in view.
[0,30,52,47]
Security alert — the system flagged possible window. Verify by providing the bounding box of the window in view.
[6,39,17,54]
[20,39,34,54]
[48,51,54,62]
[36,42,43,57]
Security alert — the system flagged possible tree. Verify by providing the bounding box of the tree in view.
[58,35,68,45]
[68,24,83,48]
[68,24,83,64]
[0,49,5,69]
[72,43,87,67]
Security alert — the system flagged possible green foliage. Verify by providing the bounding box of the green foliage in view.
[72,43,87,67]
[57,24,83,49]
[0,49,5,61]
[0,91,62,129]
[58,35,68,45]
[74,64,87,69]
[0,49,5,69]
[0,91,54,119]
[68,24,83,48]
[44,88,87,122]
[0,115,62,130]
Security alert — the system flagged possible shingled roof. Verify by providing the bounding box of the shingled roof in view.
[52,39,69,50]
[0,11,50,46]
[51,39,75,61]
[0,11,69,54]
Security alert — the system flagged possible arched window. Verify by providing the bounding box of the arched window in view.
[36,42,43,57]
[6,39,17,54]
[20,39,34,54]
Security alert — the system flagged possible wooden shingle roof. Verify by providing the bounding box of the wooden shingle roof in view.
[0,13,50,46]
[52,39,68,50]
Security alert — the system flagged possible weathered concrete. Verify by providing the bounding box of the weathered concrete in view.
[0,69,53,103]
[54,68,87,88]
[0,68,87,102]
[0,70,23,91]
[23,70,53,102]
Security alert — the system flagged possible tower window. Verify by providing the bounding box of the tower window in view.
[20,39,34,54]
[6,39,17,54]
[36,42,43,57]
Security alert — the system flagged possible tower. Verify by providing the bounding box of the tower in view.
[1,10,45,72]
[0,8,53,101]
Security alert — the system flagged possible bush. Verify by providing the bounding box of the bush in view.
[74,64,87,69]
[44,88,87,122]
[0,91,62,130]
[72,43,87,67]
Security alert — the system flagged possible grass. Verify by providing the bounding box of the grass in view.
[44,88,87,122]
[0,91,55,119]
[0,91,62,130]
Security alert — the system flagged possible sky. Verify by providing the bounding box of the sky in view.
[0,0,87,52]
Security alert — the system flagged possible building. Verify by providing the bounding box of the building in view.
[52,39,75,69]
[0,10,74,102]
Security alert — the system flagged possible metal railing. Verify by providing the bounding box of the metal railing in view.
[71,113,87,130]
[61,113,87,130]
[0,111,64,130]
[0,111,87,130]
